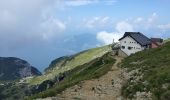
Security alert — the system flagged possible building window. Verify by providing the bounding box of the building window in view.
[128,46,133,50]
[122,46,125,49]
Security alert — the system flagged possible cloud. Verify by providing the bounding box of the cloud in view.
[65,0,117,6]
[40,17,66,40]
[84,16,111,28]
[104,0,117,5]
[95,13,162,45]
[133,12,158,30]
[65,0,98,6]
[0,0,67,49]
[134,17,144,23]
[116,21,134,33]
[158,24,170,30]
[147,12,158,24]
[97,21,134,45]
[97,31,120,44]
[95,13,161,45]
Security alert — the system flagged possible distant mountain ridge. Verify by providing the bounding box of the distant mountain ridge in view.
[44,56,71,73]
[0,57,41,81]
[44,50,88,73]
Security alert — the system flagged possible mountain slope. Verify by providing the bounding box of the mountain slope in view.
[27,52,116,99]
[0,57,41,81]
[121,42,170,100]
[29,45,112,85]
[56,56,123,100]
[3,42,170,100]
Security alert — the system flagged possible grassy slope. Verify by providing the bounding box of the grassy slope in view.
[27,52,116,99]
[0,83,28,100]
[121,42,170,100]
[28,45,112,85]
[164,38,170,43]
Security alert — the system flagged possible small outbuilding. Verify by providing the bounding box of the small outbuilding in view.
[150,38,163,48]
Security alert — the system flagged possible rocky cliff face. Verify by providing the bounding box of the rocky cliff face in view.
[0,57,41,81]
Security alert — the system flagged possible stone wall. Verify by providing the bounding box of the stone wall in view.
[118,49,128,58]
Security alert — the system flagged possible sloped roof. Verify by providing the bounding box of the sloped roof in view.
[151,38,163,43]
[119,32,151,46]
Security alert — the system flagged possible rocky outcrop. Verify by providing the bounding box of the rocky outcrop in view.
[0,57,41,81]
[121,67,153,100]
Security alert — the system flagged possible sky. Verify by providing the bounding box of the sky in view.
[0,0,170,72]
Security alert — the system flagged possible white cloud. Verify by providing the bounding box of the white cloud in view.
[95,12,161,45]
[65,0,117,6]
[101,16,110,23]
[84,16,111,28]
[116,21,134,33]
[147,12,157,23]
[97,21,134,45]
[97,31,115,45]
[132,12,158,30]
[0,0,68,47]
[107,12,163,43]
[104,0,117,5]
[40,17,66,40]
[65,0,98,6]
[134,17,144,23]
[158,24,170,30]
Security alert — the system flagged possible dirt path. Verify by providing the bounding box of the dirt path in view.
[55,56,124,100]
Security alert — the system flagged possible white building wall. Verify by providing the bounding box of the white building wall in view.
[120,36,144,56]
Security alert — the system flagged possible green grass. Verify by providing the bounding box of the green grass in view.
[26,52,116,99]
[164,38,170,43]
[0,82,29,100]
[121,42,170,100]
[28,45,112,85]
